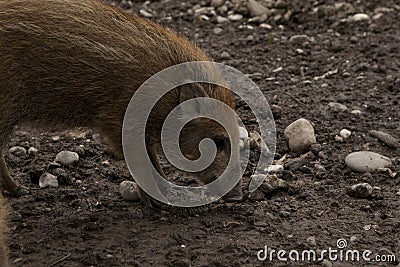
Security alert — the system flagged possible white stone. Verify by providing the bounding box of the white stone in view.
[284,118,317,152]
[340,129,351,139]
[28,147,38,155]
[216,15,229,23]
[260,23,272,29]
[350,13,370,22]
[228,14,243,21]
[239,127,249,140]
[55,151,79,166]
[119,181,140,201]
[328,102,347,112]
[264,165,284,173]
[351,109,362,115]
[345,151,392,172]
[39,173,59,188]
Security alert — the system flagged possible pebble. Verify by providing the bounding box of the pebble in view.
[351,109,362,115]
[39,173,59,188]
[210,0,225,8]
[328,102,347,112]
[340,129,351,139]
[51,135,60,141]
[9,146,27,157]
[347,183,373,198]
[239,126,249,140]
[220,51,231,59]
[28,147,38,155]
[350,235,358,243]
[289,34,310,44]
[247,0,270,17]
[264,165,284,173]
[259,23,272,29]
[213,27,223,34]
[259,174,287,194]
[345,151,392,172]
[272,66,283,73]
[369,130,399,148]
[306,236,317,246]
[119,181,140,201]
[284,118,317,153]
[228,14,243,21]
[321,259,333,267]
[350,13,370,22]
[216,15,229,23]
[139,9,153,18]
[55,151,80,166]
[335,135,344,142]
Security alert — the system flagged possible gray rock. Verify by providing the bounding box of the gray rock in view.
[216,15,229,23]
[347,183,373,198]
[247,0,270,17]
[213,27,223,34]
[9,146,27,157]
[284,118,317,153]
[119,181,140,201]
[55,151,79,166]
[39,173,59,188]
[328,102,347,112]
[340,129,351,139]
[345,151,392,172]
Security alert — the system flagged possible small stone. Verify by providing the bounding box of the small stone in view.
[284,118,317,153]
[289,34,311,44]
[343,72,351,77]
[259,23,272,29]
[247,0,270,17]
[9,146,27,157]
[210,0,225,8]
[264,165,284,173]
[228,14,243,21]
[220,51,230,59]
[321,259,333,267]
[259,174,287,194]
[239,126,249,140]
[345,151,392,172]
[335,135,344,142]
[350,13,370,22]
[216,15,229,23]
[295,48,304,54]
[102,160,111,166]
[271,104,283,119]
[139,9,153,18]
[350,235,358,243]
[351,109,362,115]
[363,224,371,231]
[51,135,60,141]
[340,129,351,139]
[28,147,38,155]
[55,151,79,166]
[213,27,223,34]
[272,67,282,73]
[347,183,373,198]
[119,181,140,201]
[328,102,347,112]
[39,173,59,188]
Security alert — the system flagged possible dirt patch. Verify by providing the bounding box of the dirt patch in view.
[5,0,400,266]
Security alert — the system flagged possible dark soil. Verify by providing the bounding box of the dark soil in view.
[5,0,400,266]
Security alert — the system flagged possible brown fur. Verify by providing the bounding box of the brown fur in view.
[0,0,241,263]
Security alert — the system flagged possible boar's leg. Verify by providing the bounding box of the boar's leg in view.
[0,150,29,197]
[0,193,9,267]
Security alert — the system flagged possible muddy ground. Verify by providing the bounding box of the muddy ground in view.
[4,0,400,266]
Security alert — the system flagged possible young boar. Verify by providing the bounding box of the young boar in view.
[0,0,243,205]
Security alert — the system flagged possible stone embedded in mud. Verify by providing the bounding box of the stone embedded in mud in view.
[347,183,373,198]
[119,181,140,201]
[39,173,59,188]
[328,102,347,112]
[345,151,392,172]
[9,146,27,157]
[55,151,79,166]
[284,118,317,153]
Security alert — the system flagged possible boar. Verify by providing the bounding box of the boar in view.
[0,0,243,204]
